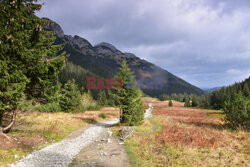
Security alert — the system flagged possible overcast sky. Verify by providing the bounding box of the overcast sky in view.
[37,0,250,88]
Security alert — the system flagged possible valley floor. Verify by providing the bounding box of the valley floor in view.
[119,98,249,167]
[1,98,249,167]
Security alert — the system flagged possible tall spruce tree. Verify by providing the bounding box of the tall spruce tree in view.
[110,60,144,126]
[0,0,65,136]
[23,19,65,102]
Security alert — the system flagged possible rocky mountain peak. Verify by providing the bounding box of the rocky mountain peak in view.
[43,18,64,38]
[123,53,137,59]
[63,35,94,55]
[94,42,121,54]
[72,35,93,49]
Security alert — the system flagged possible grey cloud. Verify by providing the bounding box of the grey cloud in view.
[37,0,250,88]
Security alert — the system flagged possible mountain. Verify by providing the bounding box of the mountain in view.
[203,87,222,92]
[44,18,204,97]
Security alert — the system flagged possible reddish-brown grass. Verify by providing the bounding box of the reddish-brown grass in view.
[153,104,222,129]
[121,99,249,167]
[82,107,119,121]
[152,101,246,148]
[156,125,223,148]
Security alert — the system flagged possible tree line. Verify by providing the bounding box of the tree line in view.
[199,77,249,129]
[159,93,199,107]
[159,77,250,130]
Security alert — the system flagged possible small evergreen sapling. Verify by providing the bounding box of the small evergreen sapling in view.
[169,100,173,107]
[184,98,191,107]
[97,90,108,106]
[60,80,84,113]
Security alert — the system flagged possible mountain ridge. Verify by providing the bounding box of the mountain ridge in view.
[44,18,204,96]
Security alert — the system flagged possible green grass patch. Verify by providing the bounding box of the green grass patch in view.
[85,105,103,111]
[124,140,144,167]
[98,113,106,119]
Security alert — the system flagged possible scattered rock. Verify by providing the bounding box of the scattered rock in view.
[100,152,107,156]
[119,127,135,140]
[108,130,113,137]
[107,139,111,143]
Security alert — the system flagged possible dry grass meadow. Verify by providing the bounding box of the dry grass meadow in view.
[124,98,249,167]
[0,107,119,166]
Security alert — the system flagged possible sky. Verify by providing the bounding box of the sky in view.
[37,0,250,89]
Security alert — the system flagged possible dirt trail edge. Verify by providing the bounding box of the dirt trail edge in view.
[70,103,155,167]
[11,119,119,167]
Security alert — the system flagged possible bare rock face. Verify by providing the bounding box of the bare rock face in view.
[95,42,120,54]
[123,53,136,59]
[94,42,123,58]
[94,43,140,61]
[43,18,64,38]
[64,35,95,55]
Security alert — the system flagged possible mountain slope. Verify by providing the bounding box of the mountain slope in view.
[44,18,204,97]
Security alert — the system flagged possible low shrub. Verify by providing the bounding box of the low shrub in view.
[99,113,106,119]
[37,102,61,113]
[19,100,34,111]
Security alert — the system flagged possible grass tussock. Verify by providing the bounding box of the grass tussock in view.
[134,119,153,134]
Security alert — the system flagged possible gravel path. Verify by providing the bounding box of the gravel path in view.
[144,103,153,118]
[11,118,119,167]
[11,103,153,167]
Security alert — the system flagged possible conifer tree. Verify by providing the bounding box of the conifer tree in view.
[60,80,83,113]
[169,100,173,107]
[98,90,108,106]
[184,98,191,107]
[110,60,144,125]
[0,0,64,136]
[243,82,249,97]
[192,94,198,107]
[23,19,65,102]
[224,91,249,129]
